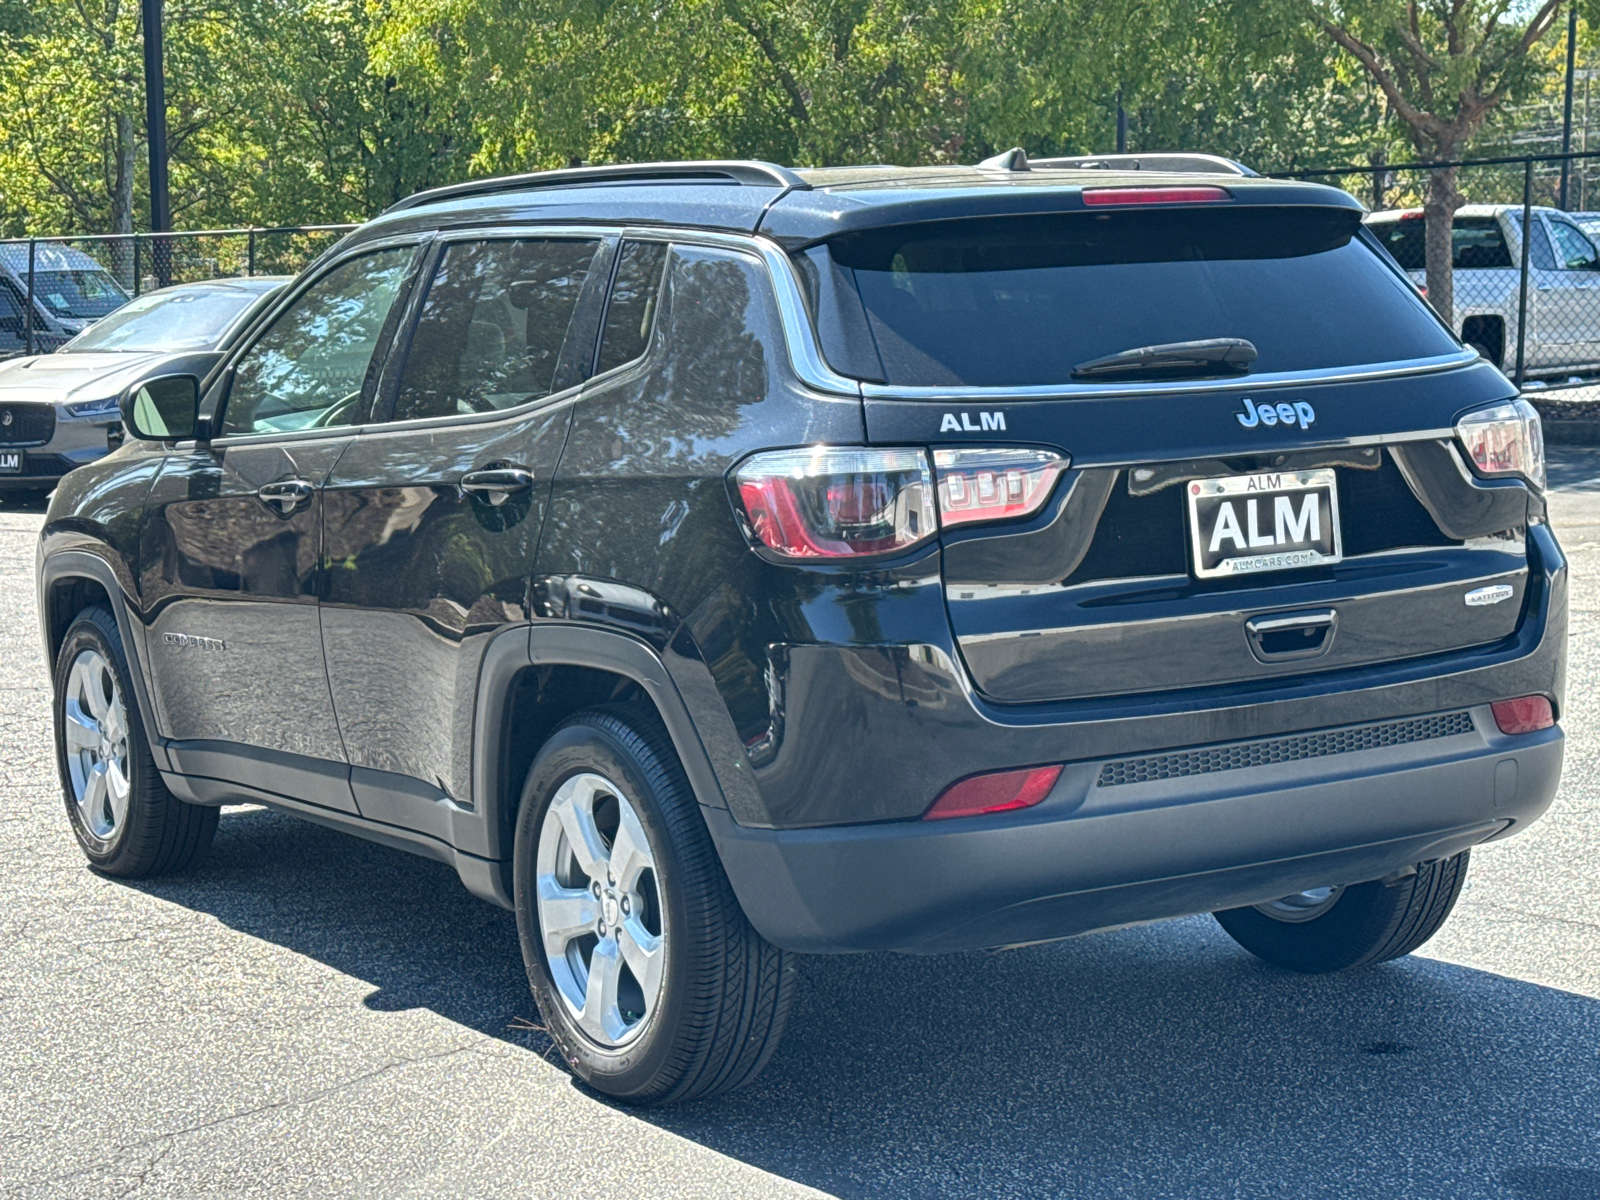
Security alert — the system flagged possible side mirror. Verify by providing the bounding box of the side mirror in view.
[121,374,202,441]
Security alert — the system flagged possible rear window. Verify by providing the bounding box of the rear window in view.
[1367,215,1513,271]
[821,207,1459,387]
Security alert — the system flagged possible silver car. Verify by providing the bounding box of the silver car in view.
[0,276,286,500]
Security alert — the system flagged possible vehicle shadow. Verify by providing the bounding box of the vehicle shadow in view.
[0,489,51,513]
[135,806,1600,1200]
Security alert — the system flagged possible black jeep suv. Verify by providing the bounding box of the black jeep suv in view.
[37,157,1565,1104]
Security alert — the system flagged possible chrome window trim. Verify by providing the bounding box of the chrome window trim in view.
[856,351,1482,401]
[606,226,862,395]
[228,221,1483,410]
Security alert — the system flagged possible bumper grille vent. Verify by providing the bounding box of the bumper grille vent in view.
[0,402,55,446]
[1096,711,1477,787]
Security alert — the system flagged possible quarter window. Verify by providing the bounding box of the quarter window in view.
[221,248,412,437]
[596,240,669,374]
[390,238,601,422]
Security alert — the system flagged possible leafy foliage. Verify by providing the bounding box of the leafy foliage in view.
[0,0,1576,237]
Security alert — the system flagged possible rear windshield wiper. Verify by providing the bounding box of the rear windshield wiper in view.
[1071,338,1258,381]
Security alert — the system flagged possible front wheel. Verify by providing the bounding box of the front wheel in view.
[54,606,218,876]
[513,704,795,1105]
[1213,851,1469,973]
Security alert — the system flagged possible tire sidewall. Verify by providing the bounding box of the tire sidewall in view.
[54,610,143,869]
[513,718,696,1099]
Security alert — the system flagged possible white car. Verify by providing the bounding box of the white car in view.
[0,277,286,501]
[1366,204,1600,377]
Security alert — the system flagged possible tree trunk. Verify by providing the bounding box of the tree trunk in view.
[1423,164,1462,331]
[112,112,136,289]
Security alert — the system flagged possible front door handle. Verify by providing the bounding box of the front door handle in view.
[460,466,534,507]
[257,479,315,516]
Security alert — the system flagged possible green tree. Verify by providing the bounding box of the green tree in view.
[1311,0,1568,325]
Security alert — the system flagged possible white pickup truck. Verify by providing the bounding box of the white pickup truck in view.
[1366,204,1600,378]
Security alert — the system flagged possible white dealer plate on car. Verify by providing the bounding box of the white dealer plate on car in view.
[1186,468,1342,579]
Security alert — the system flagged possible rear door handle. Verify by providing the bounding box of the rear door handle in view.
[460,466,534,506]
[256,479,315,516]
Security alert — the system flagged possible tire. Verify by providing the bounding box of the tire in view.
[54,606,218,876]
[513,703,796,1105]
[1213,852,1469,973]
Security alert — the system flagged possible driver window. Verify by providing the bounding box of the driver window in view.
[1550,220,1598,270]
[389,237,601,422]
[221,247,412,437]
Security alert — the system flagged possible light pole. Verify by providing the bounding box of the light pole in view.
[141,0,170,285]
[1561,0,1578,210]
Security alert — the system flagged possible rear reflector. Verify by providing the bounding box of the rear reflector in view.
[1491,696,1555,735]
[1083,186,1230,207]
[923,764,1063,821]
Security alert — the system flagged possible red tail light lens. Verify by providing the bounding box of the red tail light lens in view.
[923,764,1063,821]
[1456,400,1545,490]
[735,447,936,559]
[1083,186,1230,206]
[934,448,1067,528]
[1491,696,1555,735]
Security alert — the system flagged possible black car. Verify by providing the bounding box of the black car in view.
[36,156,1565,1105]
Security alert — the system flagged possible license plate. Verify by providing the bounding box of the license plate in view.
[0,451,20,474]
[1186,468,1341,579]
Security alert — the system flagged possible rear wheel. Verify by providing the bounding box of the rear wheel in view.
[513,704,795,1105]
[54,606,218,876]
[1212,851,1470,973]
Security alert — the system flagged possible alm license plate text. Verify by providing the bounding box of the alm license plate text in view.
[1187,468,1341,579]
[0,451,21,475]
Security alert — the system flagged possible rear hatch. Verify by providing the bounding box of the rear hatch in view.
[804,187,1537,703]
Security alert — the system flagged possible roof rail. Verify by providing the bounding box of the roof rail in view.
[1029,152,1259,177]
[384,160,811,215]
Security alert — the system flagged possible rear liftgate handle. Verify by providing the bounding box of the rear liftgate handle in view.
[460,465,534,507]
[1245,608,1337,664]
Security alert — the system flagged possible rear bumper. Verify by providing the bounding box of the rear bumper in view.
[708,713,1563,953]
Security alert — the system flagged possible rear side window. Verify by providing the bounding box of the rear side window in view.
[1368,216,1512,270]
[827,208,1460,386]
[596,240,669,374]
[391,237,601,422]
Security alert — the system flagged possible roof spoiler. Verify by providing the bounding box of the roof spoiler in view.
[978,148,1258,177]
[383,160,811,216]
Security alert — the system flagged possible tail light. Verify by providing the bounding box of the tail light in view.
[1083,186,1230,206]
[1491,695,1555,735]
[933,449,1067,528]
[923,764,1063,820]
[1455,399,1545,489]
[734,447,936,559]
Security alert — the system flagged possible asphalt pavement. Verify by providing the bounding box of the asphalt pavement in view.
[3,457,1600,1200]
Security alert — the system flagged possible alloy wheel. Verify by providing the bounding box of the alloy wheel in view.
[62,648,132,849]
[535,771,666,1047]
[1254,885,1345,924]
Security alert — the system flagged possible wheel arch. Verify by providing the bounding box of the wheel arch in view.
[39,550,169,772]
[473,624,735,870]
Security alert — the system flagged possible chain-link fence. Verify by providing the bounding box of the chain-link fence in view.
[1277,150,1600,405]
[0,225,358,358]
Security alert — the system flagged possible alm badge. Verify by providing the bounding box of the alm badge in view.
[940,411,1007,433]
